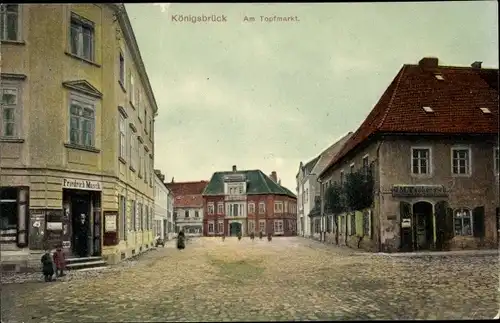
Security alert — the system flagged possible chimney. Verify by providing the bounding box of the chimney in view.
[418,57,439,70]
[471,61,482,69]
[270,171,277,183]
[171,177,175,183]
[278,179,281,185]
[232,165,237,172]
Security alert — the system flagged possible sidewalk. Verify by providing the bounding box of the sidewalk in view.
[361,249,499,257]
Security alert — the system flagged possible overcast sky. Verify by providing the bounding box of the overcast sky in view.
[126,2,498,192]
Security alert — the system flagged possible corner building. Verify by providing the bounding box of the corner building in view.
[0,4,158,270]
[202,166,297,237]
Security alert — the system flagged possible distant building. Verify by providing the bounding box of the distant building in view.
[153,170,174,240]
[203,165,297,237]
[166,179,208,236]
[296,132,352,239]
[318,57,499,252]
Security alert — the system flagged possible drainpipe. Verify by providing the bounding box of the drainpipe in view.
[375,138,384,252]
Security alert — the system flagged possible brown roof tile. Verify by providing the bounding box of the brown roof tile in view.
[173,194,204,208]
[165,181,208,207]
[320,62,499,177]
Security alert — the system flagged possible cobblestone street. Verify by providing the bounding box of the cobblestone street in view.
[1,237,498,322]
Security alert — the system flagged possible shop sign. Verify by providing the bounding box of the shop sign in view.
[391,185,447,197]
[62,178,102,191]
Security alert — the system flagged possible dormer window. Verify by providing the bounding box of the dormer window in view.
[480,107,491,114]
[434,74,444,81]
[422,106,434,113]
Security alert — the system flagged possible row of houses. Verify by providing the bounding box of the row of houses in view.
[166,166,298,237]
[0,4,178,271]
[296,57,499,252]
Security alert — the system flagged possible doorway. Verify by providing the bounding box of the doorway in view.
[70,191,91,257]
[230,222,242,236]
[412,201,434,251]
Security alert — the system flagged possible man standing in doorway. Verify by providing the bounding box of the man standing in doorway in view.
[76,214,89,257]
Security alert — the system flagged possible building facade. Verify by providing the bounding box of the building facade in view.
[153,170,172,241]
[203,166,297,237]
[0,4,158,270]
[166,180,207,236]
[318,57,499,252]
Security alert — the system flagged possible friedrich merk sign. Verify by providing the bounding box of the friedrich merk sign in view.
[391,185,447,197]
[62,178,102,191]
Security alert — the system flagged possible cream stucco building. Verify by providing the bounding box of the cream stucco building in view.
[0,3,158,270]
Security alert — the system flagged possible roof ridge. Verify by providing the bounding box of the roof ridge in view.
[377,65,406,130]
[259,170,273,192]
[404,63,499,71]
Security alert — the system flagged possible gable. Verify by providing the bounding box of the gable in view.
[62,80,103,99]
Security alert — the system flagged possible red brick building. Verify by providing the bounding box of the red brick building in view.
[165,179,208,235]
[202,166,297,236]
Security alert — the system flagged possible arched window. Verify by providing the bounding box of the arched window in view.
[454,208,473,236]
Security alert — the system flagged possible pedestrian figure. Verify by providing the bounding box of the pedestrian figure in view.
[177,231,185,250]
[267,233,272,242]
[237,232,242,241]
[250,232,255,240]
[41,248,55,282]
[259,231,263,240]
[52,244,66,277]
[221,234,225,241]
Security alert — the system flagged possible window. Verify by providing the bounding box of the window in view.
[248,220,255,233]
[217,221,224,234]
[412,148,431,175]
[139,144,144,177]
[131,200,137,231]
[207,203,214,215]
[136,90,141,115]
[248,202,255,214]
[208,221,214,234]
[1,85,20,138]
[144,206,149,232]
[454,208,472,236]
[69,12,94,61]
[69,94,95,147]
[274,220,283,234]
[184,210,189,218]
[362,155,369,172]
[340,171,344,186]
[305,189,308,202]
[362,210,371,237]
[274,202,283,213]
[119,114,126,159]
[340,215,345,234]
[195,210,199,218]
[150,157,154,187]
[284,201,288,213]
[144,110,148,132]
[0,188,17,233]
[259,202,265,214]
[119,51,125,85]
[130,133,137,170]
[217,203,224,214]
[0,4,20,41]
[350,163,355,173]
[119,195,127,240]
[129,73,135,105]
[143,147,148,182]
[451,147,471,175]
[238,184,243,194]
[314,219,320,233]
[259,220,266,233]
[138,203,143,230]
[494,148,499,175]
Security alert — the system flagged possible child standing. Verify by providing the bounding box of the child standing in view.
[52,245,66,277]
[41,249,54,282]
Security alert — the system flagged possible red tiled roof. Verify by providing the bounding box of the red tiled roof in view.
[319,62,499,177]
[165,181,208,207]
[173,194,204,208]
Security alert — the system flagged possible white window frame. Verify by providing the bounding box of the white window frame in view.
[258,202,265,214]
[284,201,288,213]
[119,114,126,159]
[217,202,224,214]
[129,72,135,105]
[208,221,214,234]
[184,210,189,218]
[248,220,255,233]
[453,208,473,236]
[259,219,266,233]
[411,146,432,176]
[248,202,255,214]
[207,203,214,215]
[0,80,22,139]
[451,146,472,177]
[217,220,224,234]
[494,147,499,176]
[1,4,21,41]
[131,200,137,231]
[119,195,127,240]
[69,12,95,61]
[138,140,143,177]
[68,92,96,148]
[143,147,148,183]
[274,220,284,234]
[274,201,283,213]
[362,154,369,170]
[350,162,355,173]
[129,132,137,170]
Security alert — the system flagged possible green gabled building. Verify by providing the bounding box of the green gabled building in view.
[202,166,297,237]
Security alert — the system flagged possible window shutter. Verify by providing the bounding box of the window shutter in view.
[472,206,485,238]
[16,187,29,248]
